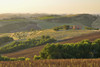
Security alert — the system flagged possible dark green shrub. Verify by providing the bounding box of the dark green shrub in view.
[0,36,56,54]
[33,55,41,60]
[10,58,17,61]
[0,56,10,61]
[53,27,60,31]
[85,27,99,30]
[25,58,30,61]
[17,57,25,61]
[63,25,70,30]
[40,39,100,59]
[0,55,30,61]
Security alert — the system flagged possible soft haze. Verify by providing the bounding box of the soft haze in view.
[0,0,100,14]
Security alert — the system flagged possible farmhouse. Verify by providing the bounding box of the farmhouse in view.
[72,25,82,30]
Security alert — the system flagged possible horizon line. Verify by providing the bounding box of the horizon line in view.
[0,12,100,15]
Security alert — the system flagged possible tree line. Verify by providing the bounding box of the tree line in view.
[34,39,100,59]
[53,25,70,31]
[85,27,99,30]
[0,36,56,54]
[0,55,30,61]
[53,25,99,31]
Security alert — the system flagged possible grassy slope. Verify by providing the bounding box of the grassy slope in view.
[10,29,98,40]
[0,19,40,33]
[34,20,86,29]
[41,14,97,27]
[33,14,97,29]
[0,29,97,47]
[92,17,100,28]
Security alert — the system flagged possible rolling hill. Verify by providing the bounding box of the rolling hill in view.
[3,31,100,59]
[92,16,100,28]
[0,14,99,33]
[10,29,97,40]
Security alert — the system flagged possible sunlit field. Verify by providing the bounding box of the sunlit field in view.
[0,59,100,67]
[10,29,99,40]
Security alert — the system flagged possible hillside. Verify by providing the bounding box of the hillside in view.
[0,14,99,33]
[3,31,100,59]
[10,29,97,40]
[0,29,96,47]
[42,14,96,27]
[92,17,100,28]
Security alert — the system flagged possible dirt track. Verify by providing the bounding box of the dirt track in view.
[3,31,100,58]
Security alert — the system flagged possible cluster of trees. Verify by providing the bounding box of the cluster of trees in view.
[85,27,99,30]
[0,36,13,46]
[35,39,100,59]
[53,25,70,31]
[0,36,56,54]
[0,55,30,61]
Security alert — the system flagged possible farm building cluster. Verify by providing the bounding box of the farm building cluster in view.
[70,25,82,30]
[53,25,82,31]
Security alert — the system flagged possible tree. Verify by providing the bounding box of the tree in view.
[63,25,70,30]
[53,27,60,31]
[33,55,40,60]
[41,35,50,39]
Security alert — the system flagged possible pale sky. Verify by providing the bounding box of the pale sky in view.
[0,0,100,14]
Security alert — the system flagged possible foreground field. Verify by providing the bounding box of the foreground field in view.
[3,31,100,58]
[0,59,100,67]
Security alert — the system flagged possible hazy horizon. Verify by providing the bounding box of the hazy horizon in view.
[0,0,100,14]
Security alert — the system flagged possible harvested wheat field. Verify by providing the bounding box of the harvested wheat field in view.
[0,59,100,67]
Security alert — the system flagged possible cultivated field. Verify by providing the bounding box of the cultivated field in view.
[0,59,100,67]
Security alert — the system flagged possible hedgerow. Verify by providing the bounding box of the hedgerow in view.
[0,55,28,61]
